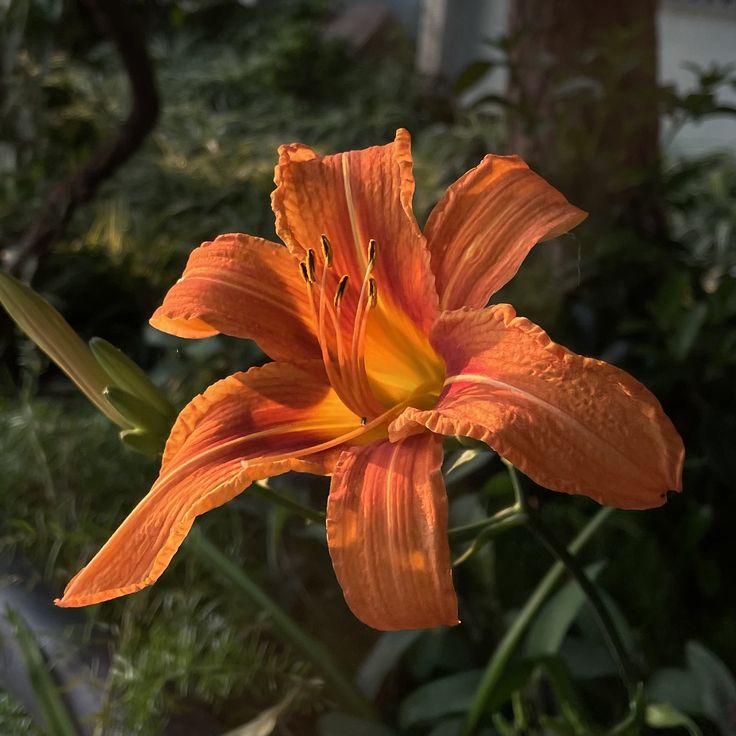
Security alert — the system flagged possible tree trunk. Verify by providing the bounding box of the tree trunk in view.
[507,0,663,234]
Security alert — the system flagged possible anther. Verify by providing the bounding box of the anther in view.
[367,238,377,266]
[360,416,367,426]
[368,277,377,307]
[299,261,311,284]
[320,234,332,267]
[306,249,316,282]
[333,274,349,306]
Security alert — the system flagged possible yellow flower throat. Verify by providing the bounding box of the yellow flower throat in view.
[297,235,445,424]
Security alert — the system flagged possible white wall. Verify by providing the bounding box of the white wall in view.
[398,0,736,156]
[659,3,736,156]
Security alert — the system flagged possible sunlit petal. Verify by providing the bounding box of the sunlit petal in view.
[390,306,684,509]
[425,155,586,310]
[57,361,361,607]
[326,433,458,630]
[272,128,438,334]
[150,233,319,362]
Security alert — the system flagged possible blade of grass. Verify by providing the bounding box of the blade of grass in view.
[5,607,81,736]
[460,506,614,736]
[187,529,377,721]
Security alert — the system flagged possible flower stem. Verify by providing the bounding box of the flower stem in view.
[461,500,614,736]
[251,480,326,526]
[187,529,377,721]
[448,504,525,544]
[504,463,638,699]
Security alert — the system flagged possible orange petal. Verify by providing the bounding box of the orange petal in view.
[57,361,361,607]
[424,155,587,311]
[390,307,684,509]
[150,233,319,362]
[272,129,438,334]
[326,433,458,630]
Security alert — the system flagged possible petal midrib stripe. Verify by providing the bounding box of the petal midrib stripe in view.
[443,373,646,477]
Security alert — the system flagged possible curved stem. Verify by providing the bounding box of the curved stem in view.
[506,462,639,699]
[449,504,524,543]
[251,480,326,526]
[461,503,614,736]
[525,508,638,698]
[188,529,377,721]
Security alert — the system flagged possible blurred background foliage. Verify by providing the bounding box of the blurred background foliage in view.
[0,0,735,734]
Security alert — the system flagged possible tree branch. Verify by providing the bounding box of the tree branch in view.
[3,0,159,275]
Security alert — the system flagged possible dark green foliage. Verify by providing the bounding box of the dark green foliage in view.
[1,0,735,734]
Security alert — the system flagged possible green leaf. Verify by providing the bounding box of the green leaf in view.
[317,713,394,736]
[357,630,423,698]
[5,608,81,736]
[399,670,484,729]
[461,507,615,736]
[0,271,130,428]
[188,530,376,721]
[645,703,703,735]
[537,657,598,735]
[89,337,176,421]
[686,641,736,735]
[646,668,704,717]
[670,302,707,360]
[454,60,494,95]
[104,385,172,437]
[525,562,606,657]
[119,427,166,457]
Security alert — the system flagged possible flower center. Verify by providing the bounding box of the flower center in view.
[298,235,445,423]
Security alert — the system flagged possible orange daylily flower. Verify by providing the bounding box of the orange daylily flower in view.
[56,130,684,630]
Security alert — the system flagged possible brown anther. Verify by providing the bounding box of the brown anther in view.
[368,277,377,307]
[367,238,376,266]
[320,234,333,267]
[306,249,316,281]
[333,274,349,306]
[299,261,311,284]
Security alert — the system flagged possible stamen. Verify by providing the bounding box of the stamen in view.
[368,277,377,307]
[305,248,316,282]
[320,234,333,267]
[299,261,311,284]
[367,238,376,266]
[348,258,383,417]
[333,274,349,306]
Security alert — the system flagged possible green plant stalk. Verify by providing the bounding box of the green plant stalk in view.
[452,511,527,567]
[526,510,638,698]
[249,480,527,547]
[251,481,326,526]
[505,464,637,699]
[448,504,524,543]
[6,608,82,736]
[460,504,614,736]
[187,528,377,721]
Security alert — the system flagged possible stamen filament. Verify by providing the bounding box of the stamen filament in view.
[241,397,409,470]
[349,252,382,416]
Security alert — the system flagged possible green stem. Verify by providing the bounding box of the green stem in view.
[449,504,524,543]
[505,464,637,699]
[251,480,326,526]
[525,508,638,699]
[452,511,527,567]
[187,529,377,721]
[250,479,526,547]
[460,504,614,736]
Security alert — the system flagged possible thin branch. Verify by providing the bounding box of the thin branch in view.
[3,0,159,275]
